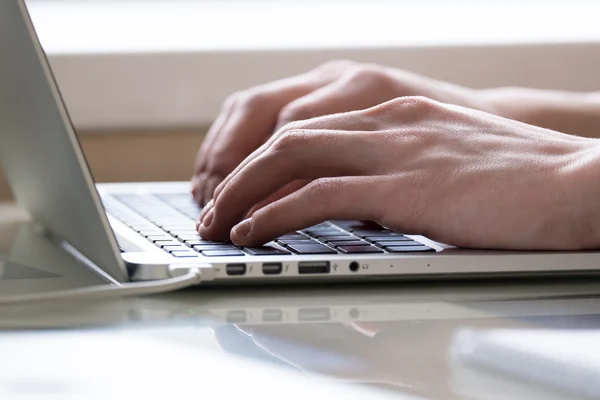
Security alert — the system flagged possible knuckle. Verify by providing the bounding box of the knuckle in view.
[363,95,440,119]
[223,90,245,109]
[270,130,312,154]
[307,179,340,207]
[237,89,270,111]
[273,118,308,137]
[342,64,389,85]
[395,95,440,111]
[277,104,310,127]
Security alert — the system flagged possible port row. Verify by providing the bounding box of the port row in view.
[227,261,351,276]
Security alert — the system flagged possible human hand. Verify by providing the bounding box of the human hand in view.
[192,60,489,205]
[198,96,600,251]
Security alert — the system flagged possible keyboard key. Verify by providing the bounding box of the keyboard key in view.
[154,193,202,220]
[321,236,357,242]
[386,245,435,253]
[130,224,157,232]
[162,245,189,252]
[379,240,424,247]
[277,238,314,245]
[202,250,245,257]
[278,234,308,241]
[354,230,401,237]
[243,245,290,256]
[140,230,169,237]
[302,226,336,232]
[365,235,409,242]
[313,232,352,238]
[153,220,195,228]
[329,240,366,247]
[177,235,203,242]
[142,210,185,217]
[155,240,185,248]
[193,244,237,252]
[171,251,200,258]
[146,235,176,242]
[162,226,197,233]
[287,243,337,254]
[175,232,203,239]
[303,229,342,237]
[338,245,384,254]
[170,229,200,234]
[185,240,231,246]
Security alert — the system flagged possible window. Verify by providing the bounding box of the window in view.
[25,0,600,131]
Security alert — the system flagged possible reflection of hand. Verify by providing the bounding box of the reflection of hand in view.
[230,324,381,377]
[199,97,600,251]
[192,60,488,206]
[217,322,458,398]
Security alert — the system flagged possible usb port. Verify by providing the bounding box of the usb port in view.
[262,309,283,322]
[226,310,247,323]
[298,307,331,321]
[226,263,246,276]
[298,262,330,274]
[262,263,282,275]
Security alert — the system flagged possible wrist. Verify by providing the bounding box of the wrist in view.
[561,140,600,249]
[477,87,600,138]
[477,87,557,122]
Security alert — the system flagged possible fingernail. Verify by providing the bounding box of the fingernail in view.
[199,199,214,223]
[233,218,252,237]
[201,208,214,229]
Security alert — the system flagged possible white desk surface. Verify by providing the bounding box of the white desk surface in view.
[1,202,599,400]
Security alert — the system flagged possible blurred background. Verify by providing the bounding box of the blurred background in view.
[2,0,600,199]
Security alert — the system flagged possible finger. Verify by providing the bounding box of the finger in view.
[202,175,222,207]
[199,67,351,181]
[246,180,309,218]
[199,198,214,225]
[230,177,385,246]
[199,130,380,240]
[211,109,382,203]
[194,96,237,175]
[275,71,396,131]
[213,95,442,205]
[191,172,209,204]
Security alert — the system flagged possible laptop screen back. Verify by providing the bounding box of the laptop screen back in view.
[0,0,128,282]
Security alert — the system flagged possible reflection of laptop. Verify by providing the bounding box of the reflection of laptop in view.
[2,0,600,287]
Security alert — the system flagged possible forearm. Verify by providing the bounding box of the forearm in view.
[480,87,600,138]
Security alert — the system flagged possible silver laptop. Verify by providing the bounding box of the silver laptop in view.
[2,0,600,286]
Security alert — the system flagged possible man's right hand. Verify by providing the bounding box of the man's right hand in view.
[191,60,490,206]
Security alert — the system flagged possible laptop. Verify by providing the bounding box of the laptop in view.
[2,0,600,287]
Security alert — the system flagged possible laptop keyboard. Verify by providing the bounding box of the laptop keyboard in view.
[102,193,435,257]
